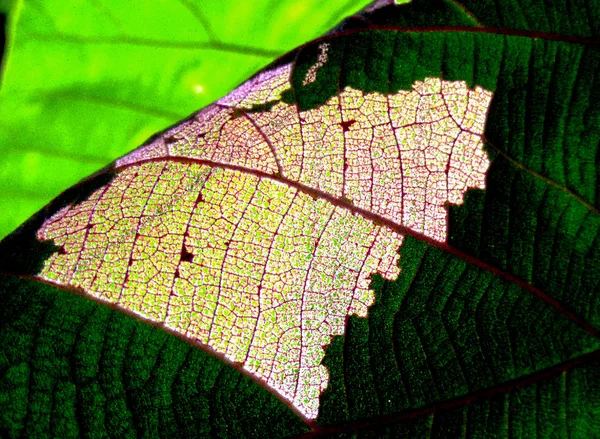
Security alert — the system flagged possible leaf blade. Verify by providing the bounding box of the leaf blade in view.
[1,1,600,436]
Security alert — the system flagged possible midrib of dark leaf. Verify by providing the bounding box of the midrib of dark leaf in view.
[106,156,600,343]
[296,348,600,438]
[1,141,593,392]
[4,143,599,431]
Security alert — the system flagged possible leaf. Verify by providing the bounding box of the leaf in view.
[0,0,373,240]
[2,0,600,437]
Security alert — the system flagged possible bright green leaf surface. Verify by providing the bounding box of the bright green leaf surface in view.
[2,0,600,437]
[0,0,372,239]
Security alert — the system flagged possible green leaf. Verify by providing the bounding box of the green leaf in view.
[2,0,600,437]
[0,0,373,240]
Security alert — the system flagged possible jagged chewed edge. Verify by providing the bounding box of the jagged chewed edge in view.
[33,40,493,420]
[116,63,293,169]
[34,162,404,420]
[22,273,319,425]
[0,166,117,276]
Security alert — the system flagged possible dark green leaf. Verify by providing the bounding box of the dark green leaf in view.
[1,1,600,437]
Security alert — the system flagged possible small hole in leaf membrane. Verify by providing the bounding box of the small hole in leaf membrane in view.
[180,246,194,263]
[340,119,356,132]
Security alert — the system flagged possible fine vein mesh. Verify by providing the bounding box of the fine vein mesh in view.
[36,63,492,419]
[303,43,330,86]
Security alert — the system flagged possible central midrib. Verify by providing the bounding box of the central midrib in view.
[106,155,600,342]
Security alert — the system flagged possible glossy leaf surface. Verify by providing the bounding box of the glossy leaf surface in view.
[1,0,600,437]
[0,0,372,239]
